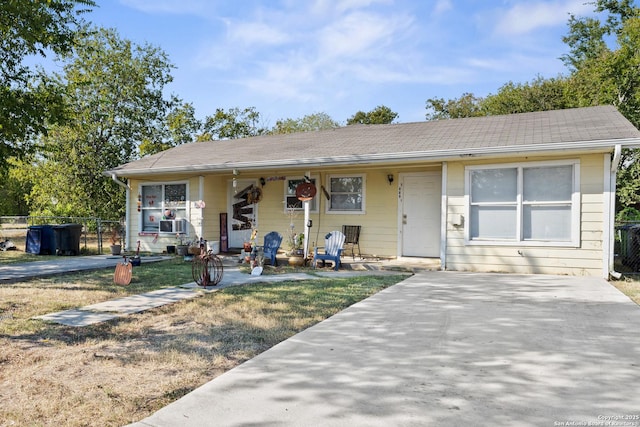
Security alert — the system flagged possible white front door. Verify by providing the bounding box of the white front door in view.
[228,179,258,248]
[400,172,441,257]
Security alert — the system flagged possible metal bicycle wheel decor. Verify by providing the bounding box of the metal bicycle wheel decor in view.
[192,252,224,287]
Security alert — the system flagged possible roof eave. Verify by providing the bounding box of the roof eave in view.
[105,138,640,178]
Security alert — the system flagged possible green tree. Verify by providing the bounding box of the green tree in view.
[0,157,31,215]
[200,107,267,140]
[425,93,485,120]
[0,0,95,161]
[560,0,640,126]
[425,77,575,121]
[562,0,639,70]
[347,105,398,125]
[562,2,640,208]
[25,27,178,219]
[482,76,576,115]
[140,100,202,156]
[271,112,340,134]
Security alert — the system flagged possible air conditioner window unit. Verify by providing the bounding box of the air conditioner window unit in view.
[160,219,186,233]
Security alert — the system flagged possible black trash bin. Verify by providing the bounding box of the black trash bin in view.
[627,225,640,271]
[53,223,83,256]
[26,225,56,255]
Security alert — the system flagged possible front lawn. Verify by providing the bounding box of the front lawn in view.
[0,260,408,426]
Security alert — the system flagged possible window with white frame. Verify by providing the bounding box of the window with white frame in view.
[466,161,579,245]
[285,177,318,211]
[140,182,188,233]
[327,175,365,213]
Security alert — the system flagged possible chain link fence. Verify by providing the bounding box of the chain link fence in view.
[0,216,121,255]
[615,221,640,274]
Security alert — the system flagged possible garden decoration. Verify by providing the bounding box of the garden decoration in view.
[192,243,224,287]
[295,182,316,201]
[113,256,132,285]
[131,240,141,266]
[232,184,262,232]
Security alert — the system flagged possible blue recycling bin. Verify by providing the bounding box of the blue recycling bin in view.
[26,225,56,255]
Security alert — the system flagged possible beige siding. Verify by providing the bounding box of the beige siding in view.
[125,151,609,276]
[445,153,606,276]
[126,167,407,256]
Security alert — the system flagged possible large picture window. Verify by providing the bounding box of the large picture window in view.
[466,161,579,245]
[327,175,364,213]
[140,182,188,233]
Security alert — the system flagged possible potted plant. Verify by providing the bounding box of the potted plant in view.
[287,233,305,266]
[176,234,189,256]
[285,206,305,265]
[109,226,121,255]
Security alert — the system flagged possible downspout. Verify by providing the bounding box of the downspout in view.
[606,145,622,279]
[303,170,311,259]
[440,162,448,271]
[111,174,131,252]
[199,175,205,240]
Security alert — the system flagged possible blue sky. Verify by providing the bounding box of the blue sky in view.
[85,0,595,125]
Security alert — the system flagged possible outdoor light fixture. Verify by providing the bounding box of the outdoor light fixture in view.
[387,174,394,185]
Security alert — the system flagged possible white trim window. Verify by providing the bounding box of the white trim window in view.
[284,177,318,212]
[327,174,365,213]
[140,182,188,233]
[465,160,580,246]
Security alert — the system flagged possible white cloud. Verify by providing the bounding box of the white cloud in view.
[190,1,574,111]
[317,12,413,59]
[228,22,291,46]
[119,0,210,14]
[433,0,453,15]
[194,3,420,88]
[311,0,393,15]
[494,0,593,36]
[243,57,319,101]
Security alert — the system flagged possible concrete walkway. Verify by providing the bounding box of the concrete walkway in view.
[129,271,640,427]
[33,267,353,326]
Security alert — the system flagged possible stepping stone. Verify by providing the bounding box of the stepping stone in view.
[34,287,202,326]
[84,287,200,315]
[35,310,121,327]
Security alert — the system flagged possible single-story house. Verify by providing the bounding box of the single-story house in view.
[106,105,640,278]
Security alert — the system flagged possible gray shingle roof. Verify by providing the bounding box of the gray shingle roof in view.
[109,106,640,177]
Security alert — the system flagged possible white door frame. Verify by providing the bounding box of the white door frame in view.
[227,179,259,248]
[397,171,442,258]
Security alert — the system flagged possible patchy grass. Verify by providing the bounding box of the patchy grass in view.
[0,249,60,264]
[0,258,193,336]
[611,275,640,306]
[0,262,408,427]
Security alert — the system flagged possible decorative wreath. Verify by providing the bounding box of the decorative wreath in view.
[295,182,317,201]
[247,186,263,204]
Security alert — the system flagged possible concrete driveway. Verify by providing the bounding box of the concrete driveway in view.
[131,271,640,427]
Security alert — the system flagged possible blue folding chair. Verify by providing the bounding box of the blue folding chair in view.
[313,231,346,271]
[263,231,283,266]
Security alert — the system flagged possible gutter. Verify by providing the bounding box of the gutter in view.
[111,173,130,190]
[106,138,640,178]
[611,143,622,172]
